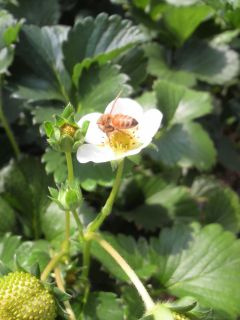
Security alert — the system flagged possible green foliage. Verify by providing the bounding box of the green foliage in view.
[154,80,212,125]
[151,224,240,319]
[1,1,240,319]
[149,122,216,170]
[0,197,16,233]
[2,0,60,26]
[76,63,132,114]
[63,13,145,74]
[161,4,213,46]
[93,224,240,319]
[83,292,125,320]
[14,24,70,102]
[0,157,52,238]
[191,177,240,233]
[0,233,21,270]
[0,10,21,73]
[40,202,77,248]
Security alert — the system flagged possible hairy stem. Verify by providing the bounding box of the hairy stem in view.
[64,211,71,258]
[54,267,76,320]
[80,238,91,310]
[87,160,124,233]
[93,234,154,311]
[65,152,74,184]
[80,160,124,313]
[72,209,84,241]
[0,75,20,158]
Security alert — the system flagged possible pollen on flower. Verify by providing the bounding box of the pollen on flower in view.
[61,124,76,137]
[108,131,141,154]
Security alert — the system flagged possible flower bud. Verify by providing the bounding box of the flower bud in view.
[49,182,82,211]
[44,103,85,153]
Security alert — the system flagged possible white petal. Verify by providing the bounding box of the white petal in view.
[104,98,143,122]
[78,113,106,145]
[115,140,151,159]
[138,109,163,143]
[77,144,116,163]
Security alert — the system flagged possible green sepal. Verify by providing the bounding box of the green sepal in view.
[74,128,82,140]
[30,263,41,279]
[55,299,69,319]
[62,103,74,118]
[44,121,54,138]
[55,115,66,127]
[53,287,72,302]
[44,102,83,153]
[53,127,61,140]
[165,296,197,313]
[48,187,58,198]
[81,120,90,137]
[47,139,60,151]
[50,181,82,211]
[141,304,174,320]
[0,260,12,276]
[72,141,81,153]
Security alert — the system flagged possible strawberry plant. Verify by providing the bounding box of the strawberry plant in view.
[0,0,240,319]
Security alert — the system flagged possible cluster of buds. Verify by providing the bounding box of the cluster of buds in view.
[44,103,89,153]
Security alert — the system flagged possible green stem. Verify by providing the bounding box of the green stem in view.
[0,76,20,158]
[64,211,71,256]
[41,250,66,281]
[54,267,76,320]
[72,209,84,240]
[80,160,124,314]
[65,151,74,184]
[87,160,124,233]
[93,234,155,312]
[81,239,92,311]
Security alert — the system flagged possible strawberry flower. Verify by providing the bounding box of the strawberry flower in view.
[76,98,163,163]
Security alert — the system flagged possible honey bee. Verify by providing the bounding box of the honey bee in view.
[97,94,138,135]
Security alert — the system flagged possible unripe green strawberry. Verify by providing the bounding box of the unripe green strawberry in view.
[173,312,190,320]
[0,271,57,320]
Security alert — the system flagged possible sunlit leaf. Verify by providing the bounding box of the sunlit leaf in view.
[162,5,213,46]
[151,223,240,319]
[175,40,240,84]
[154,80,212,125]
[149,123,216,170]
[63,13,145,74]
[76,63,132,114]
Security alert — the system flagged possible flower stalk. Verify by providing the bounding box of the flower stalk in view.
[87,160,124,233]
[54,267,76,320]
[92,234,155,312]
[41,251,66,282]
[65,151,74,184]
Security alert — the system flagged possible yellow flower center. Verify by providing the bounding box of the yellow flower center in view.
[61,124,76,137]
[108,131,140,154]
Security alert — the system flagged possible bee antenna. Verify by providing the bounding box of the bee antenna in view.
[110,90,122,114]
